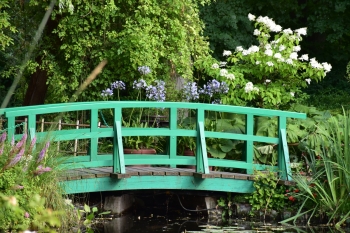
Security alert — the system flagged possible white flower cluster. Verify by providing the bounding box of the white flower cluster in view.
[305,78,311,84]
[255,15,282,32]
[223,50,232,56]
[244,82,259,93]
[240,45,260,56]
[217,68,235,80]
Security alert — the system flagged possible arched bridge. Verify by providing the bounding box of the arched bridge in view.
[0,102,306,194]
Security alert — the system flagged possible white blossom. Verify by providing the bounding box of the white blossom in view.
[290,92,295,97]
[256,61,261,65]
[211,63,219,69]
[265,79,271,83]
[283,28,293,34]
[293,45,301,52]
[219,61,227,67]
[220,69,228,77]
[236,46,244,52]
[310,58,323,69]
[226,73,235,80]
[248,13,256,21]
[305,78,311,85]
[285,59,293,65]
[322,62,332,73]
[279,45,286,51]
[266,61,274,66]
[223,50,232,56]
[299,54,309,61]
[256,16,282,32]
[290,52,298,60]
[274,53,282,59]
[248,45,259,53]
[295,27,307,36]
[244,82,254,93]
[242,50,250,56]
[265,44,272,50]
[253,29,261,36]
[265,49,273,56]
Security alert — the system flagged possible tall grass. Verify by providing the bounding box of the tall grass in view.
[282,109,350,228]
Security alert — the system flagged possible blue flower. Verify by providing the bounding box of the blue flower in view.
[199,79,229,97]
[111,81,126,90]
[138,66,151,75]
[133,79,148,90]
[146,80,166,102]
[183,82,199,101]
[101,88,113,97]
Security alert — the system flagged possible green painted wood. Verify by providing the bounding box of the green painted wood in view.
[90,109,98,161]
[278,116,287,179]
[198,121,209,174]
[4,101,306,119]
[61,176,254,194]
[245,114,254,174]
[3,101,307,194]
[114,120,125,174]
[6,116,15,141]
[280,129,292,181]
[196,110,205,173]
[168,107,177,168]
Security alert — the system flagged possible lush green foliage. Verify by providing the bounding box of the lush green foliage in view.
[199,0,350,95]
[247,170,286,217]
[0,132,75,231]
[282,110,350,228]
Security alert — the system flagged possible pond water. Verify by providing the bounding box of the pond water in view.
[95,215,345,233]
[84,191,348,233]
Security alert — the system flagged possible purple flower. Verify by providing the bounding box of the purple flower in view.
[0,132,6,143]
[146,80,166,102]
[199,79,229,97]
[24,212,30,218]
[37,141,50,164]
[110,81,126,90]
[15,133,27,149]
[34,165,52,175]
[101,88,113,97]
[133,79,148,90]
[29,136,37,152]
[4,148,25,169]
[138,66,151,75]
[183,82,199,101]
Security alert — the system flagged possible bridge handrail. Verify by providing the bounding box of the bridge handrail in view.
[1,101,306,180]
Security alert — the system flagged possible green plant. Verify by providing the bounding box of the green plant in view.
[198,14,331,109]
[247,170,286,222]
[0,131,74,232]
[282,109,350,228]
[75,204,110,233]
[217,192,234,220]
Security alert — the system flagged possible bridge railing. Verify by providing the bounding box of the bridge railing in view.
[1,101,306,180]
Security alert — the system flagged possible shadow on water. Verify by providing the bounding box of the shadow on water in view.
[95,214,350,233]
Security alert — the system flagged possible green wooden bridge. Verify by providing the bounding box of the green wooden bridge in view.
[0,101,306,194]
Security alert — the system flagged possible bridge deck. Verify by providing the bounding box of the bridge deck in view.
[59,166,294,184]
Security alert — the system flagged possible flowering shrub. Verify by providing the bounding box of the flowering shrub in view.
[209,14,332,109]
[0,132,63,231]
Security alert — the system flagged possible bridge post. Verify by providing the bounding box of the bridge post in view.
[245,114,254,174]
[113,106,125,174]
[278,117,291,180]
[168,107,178,168]
[196,109,209,174]
[89,109,99,161]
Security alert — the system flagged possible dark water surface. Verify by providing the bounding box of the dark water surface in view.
[95,215,347,233]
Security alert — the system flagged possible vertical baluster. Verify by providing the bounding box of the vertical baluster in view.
[90,109,98,161]
[74,120,79,156]
[245,114,254,174]
[168,107,177,168]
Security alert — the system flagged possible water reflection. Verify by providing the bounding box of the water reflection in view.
[99,215,348,233]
